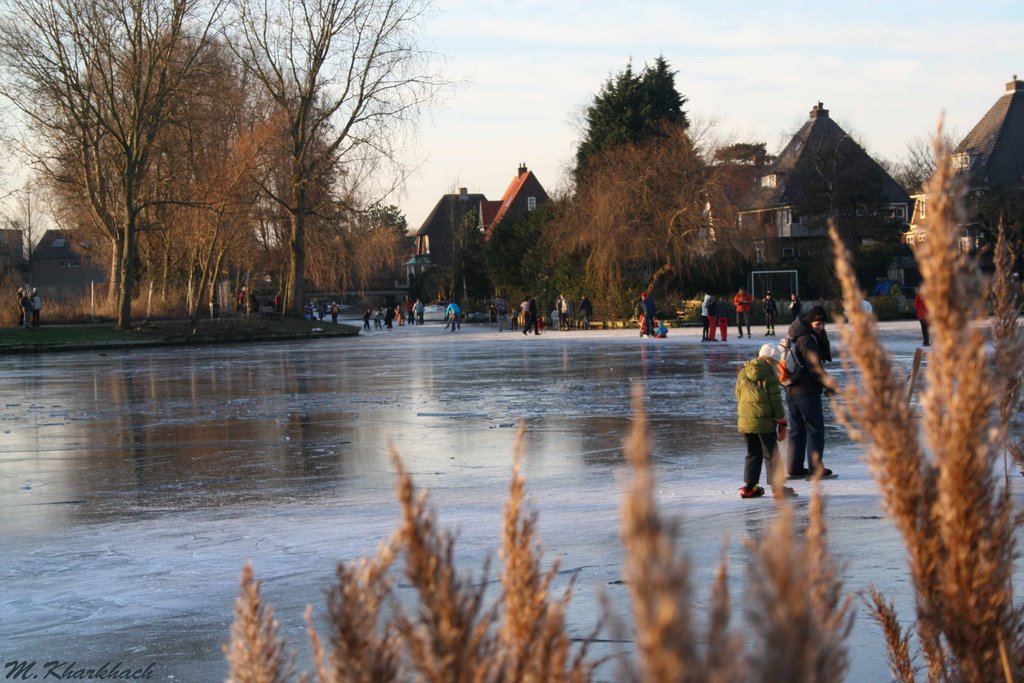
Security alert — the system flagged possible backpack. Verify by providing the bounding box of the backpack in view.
[776,336,805,387]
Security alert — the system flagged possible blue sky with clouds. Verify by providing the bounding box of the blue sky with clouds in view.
[399,0,1024,227]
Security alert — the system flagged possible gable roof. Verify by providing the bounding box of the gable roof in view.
[484,164,549,237]
[480,200,502,227]
[412,190,487,267]
[741,102,909,212]
[414,190,487,238]
[32,229,80,260]
[955,77,1024,190]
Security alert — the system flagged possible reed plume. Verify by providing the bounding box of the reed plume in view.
[745,482,853,683]
[865,587,916,683]
[224,562,296,683]
[991,221,1024,477]
[618,384,743,682]
[498,423,594,683]
[830,128,1023,682]
[390,447,499,683]
[307,537,402,683]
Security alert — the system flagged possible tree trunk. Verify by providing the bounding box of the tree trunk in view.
[108,237,123,310]
[286,198,305,317]
[116,220,135,330]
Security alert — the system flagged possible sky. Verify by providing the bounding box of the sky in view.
[396,0,1024,229]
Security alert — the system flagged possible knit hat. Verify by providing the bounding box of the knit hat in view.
[808,305,828,322]
[758,343,778,360]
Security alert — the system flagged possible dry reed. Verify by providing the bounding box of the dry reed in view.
[992,222,1024,478]
[224,562,296,683]
[865,587,916,683]
[830,129,1024,682]
[619,384,709,682]
[389,447,499,683]
[225,384,859,683]
[617,385,851,682]
[745,481,853,683]
[498,424,594,683]
[308,538,403,683]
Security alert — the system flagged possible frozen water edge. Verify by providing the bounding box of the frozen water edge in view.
[0,319,1019,681]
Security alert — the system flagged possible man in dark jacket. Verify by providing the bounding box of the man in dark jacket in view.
[785,305,839,478]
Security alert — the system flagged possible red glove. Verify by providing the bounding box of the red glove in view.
[776,418,787,441]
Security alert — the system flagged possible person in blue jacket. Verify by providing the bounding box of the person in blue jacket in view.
[445,301,461,332]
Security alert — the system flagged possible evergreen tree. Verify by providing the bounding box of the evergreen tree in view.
[575,56,688,180]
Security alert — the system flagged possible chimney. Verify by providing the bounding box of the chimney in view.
[458,187,469,202]
[1007,75,1022,93]
[810,101,829,119]
[518,162,527,176]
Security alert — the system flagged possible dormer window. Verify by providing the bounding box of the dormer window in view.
[954,153,974,172]
[761,174,777,188]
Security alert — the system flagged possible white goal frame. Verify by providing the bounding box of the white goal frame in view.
[749,270,799,301]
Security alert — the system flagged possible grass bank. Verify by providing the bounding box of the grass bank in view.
[0,317,360,353]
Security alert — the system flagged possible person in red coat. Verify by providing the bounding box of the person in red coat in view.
[733,287,752,338]
[914,291,929,347]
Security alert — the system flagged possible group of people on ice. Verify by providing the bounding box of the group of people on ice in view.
[699,289,803,342]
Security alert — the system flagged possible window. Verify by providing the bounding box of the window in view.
[52,238,66,248]
[919,201,927,220]
[782,247,795,258]
[888,204,907,221]
[527,196,536,211]
[755,246,765,262]
[789,209,801,224]
[954,153,974,171]
[760,174,777,188]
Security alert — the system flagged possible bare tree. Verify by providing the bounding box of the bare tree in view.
[0,178,48,262]
[226,0,443,316]
[0,0,221,328]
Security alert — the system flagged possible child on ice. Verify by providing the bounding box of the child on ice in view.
[735,344,796,499]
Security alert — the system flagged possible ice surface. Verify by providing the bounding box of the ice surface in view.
[0,319,1014,681]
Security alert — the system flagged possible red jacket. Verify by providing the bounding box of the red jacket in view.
[733,291,752,313]
[914,294,927,320]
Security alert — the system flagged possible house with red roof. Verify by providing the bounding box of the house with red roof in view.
[405,164,549,283]
[481,163,549,238]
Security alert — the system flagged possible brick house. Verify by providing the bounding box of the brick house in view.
[738,102,911,264]
[481,163,549,238]
[406,164,549,282]
[905,76,1024,254]
[29,230,106,296]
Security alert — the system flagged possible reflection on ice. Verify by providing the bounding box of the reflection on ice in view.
[0,321,990,681]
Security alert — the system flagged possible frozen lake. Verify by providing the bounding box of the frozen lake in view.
[0,319,1013,680]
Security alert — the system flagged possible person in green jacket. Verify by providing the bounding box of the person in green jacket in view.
[735,344,797,499]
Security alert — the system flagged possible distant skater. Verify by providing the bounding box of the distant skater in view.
[762,291,777,336]
[733,287,752,338]
[701,293,712,341]
[789,293,802,322]
[640,291,656,338]
[706,295,718,341]
[579,295,593,330]
[914,291,929,346]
